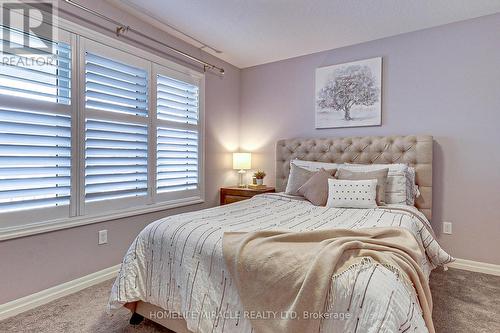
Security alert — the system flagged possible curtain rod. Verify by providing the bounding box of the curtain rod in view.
[63,0,225,75]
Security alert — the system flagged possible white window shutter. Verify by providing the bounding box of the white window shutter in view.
[157,75,198,124]
[85,119,148,202]
[84,51,149,205]
[0,26,72,214]
[85,53,148,116]
[0,109,71,212]
[156,74,200,194]
[157,128,198,192]
[0,27,71,104]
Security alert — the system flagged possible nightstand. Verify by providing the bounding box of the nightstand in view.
[220,186,275,205]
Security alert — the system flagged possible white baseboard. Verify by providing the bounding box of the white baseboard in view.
[448,258,500,276]
[0,264,121,321]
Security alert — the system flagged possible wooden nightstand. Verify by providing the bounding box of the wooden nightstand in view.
[220,186,275,205]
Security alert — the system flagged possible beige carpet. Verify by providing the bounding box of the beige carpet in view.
[1,268,499,333]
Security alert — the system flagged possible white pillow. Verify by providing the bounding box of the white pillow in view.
[326,179,378,209]
[291,159,342,172]
[344,163,417,205]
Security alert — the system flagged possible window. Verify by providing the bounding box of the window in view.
[83,42,151,213]
[0,21,204,237]
[154,69,201,201]
[0,26,72,227]
[0,27,71,104]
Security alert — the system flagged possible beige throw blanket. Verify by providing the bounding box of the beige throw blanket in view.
[223,227,434,333]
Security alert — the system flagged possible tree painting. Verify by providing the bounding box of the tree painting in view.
[315,57,382,129]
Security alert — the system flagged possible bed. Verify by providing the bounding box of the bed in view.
[108,135,453,333]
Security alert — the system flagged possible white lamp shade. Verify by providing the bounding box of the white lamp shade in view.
[233,153,251,170]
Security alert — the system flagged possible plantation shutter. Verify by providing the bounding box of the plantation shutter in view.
[83,41,150,212]
[0,109,71,213]
[0,26,72,219]
[85,119,148,202]
[155,69,202,200]
[0,26,71,104]
[156,127,198,192]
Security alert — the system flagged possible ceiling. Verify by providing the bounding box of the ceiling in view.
[108,0,500,68]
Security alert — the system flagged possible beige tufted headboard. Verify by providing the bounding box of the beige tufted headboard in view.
[276,135,433,220]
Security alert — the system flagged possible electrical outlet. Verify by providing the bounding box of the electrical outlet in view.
[98,230,108,245]
[442,222,452,235]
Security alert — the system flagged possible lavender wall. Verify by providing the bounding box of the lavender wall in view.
[240,14,500,265]
[0,0,239,303]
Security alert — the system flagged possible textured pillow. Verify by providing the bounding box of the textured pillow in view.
[343,163,412,205]
[291,159,343,172]
[297,168,336,206]
[336,168,388,205]
[406,166,418,205]
[285,163,314,195]
[326,179,378,209]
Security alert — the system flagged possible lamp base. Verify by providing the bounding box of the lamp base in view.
[237,170,246,188]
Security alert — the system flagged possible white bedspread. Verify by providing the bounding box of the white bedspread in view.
[109,193,453,333]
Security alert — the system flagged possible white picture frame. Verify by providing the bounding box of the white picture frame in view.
[315,57,382,129]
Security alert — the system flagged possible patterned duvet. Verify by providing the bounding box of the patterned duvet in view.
[108,193,453,333]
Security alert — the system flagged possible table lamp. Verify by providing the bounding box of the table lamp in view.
[233,152,251,188]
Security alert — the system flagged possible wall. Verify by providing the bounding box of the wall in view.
[0,0,240,303]
[240,14,500,265]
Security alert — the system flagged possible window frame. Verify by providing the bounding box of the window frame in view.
[152,64,205,205]
[0,14,205,241]
[0,27,74,228]
[79,37,152,216]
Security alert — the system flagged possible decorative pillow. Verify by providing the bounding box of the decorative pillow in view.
[291,159,343,172]
[285,163,314,195]
[343,163,416,205]
[326,179,378,209]
[297,168,337,206]
[336,168,388,205]
[406,166,419,204]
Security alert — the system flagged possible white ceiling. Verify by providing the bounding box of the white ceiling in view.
[109,0,500,68]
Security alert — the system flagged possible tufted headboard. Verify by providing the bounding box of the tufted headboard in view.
[276,135,433,220]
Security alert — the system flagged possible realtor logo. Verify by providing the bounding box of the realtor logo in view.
[1,1,57,54]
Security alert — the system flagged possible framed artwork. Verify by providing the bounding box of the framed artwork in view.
[315,57,382,129]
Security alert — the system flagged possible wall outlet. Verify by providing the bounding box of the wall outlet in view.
[98,230,108,245]
[442,222,452,235]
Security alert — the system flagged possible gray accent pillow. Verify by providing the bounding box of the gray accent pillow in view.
[336,168,389,205]
[285,163,314,195]
[297,168,337,206]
